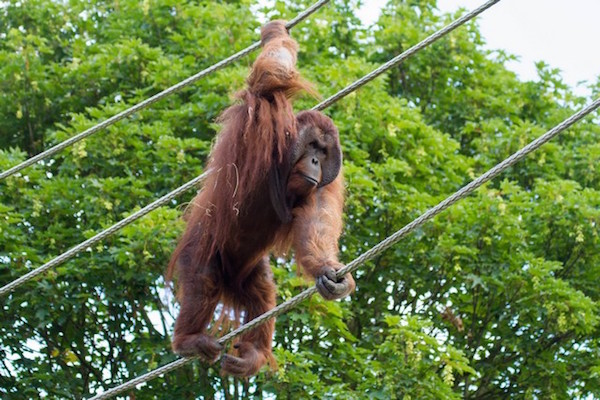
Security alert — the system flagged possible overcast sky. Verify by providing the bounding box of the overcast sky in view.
[359,0,600,97]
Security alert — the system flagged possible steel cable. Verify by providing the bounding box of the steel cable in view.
[86,2,524,398]
[0,171,211,296]
[0,0,500,297]
[0,0,331,296]
[89,97,600,400]
[0,0,331,181]
[313,0,501,111]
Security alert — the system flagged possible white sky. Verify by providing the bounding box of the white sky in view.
[359,0,600,97]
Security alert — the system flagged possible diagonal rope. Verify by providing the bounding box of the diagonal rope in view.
[337,97,600,278]
[0,0,500,298]
[313,0,501,111]
[0,0,331,181]
[0,1,330,297]
[86,2,515,398]
[89,96,600,400]
[0,171,211,297]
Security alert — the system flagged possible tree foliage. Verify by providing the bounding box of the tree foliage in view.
[1,0,599,399]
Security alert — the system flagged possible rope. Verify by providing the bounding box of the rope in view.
[0,0,331,296]
[88,287,318,400]
[0,170,210,297]
[313,0,501,111]
[89,97,600,400]
[0,0,331,181]
[337,97,600,278]
[0,0,499,298]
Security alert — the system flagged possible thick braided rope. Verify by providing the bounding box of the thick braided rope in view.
[337,97,600,277]
[0,0,331,181]
[313,0,501,111]
[0,171,210,296]
[0,0,496,297]
[0,1,330,297]
[88,287,317,400]
[89,97,600,400]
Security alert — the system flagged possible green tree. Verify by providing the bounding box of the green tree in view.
[1,0,599,399]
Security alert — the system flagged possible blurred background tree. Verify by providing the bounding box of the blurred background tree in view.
[1,0,598,398]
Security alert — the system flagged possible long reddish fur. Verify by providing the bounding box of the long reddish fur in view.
[166,21,351,375]
[167,22,313,282]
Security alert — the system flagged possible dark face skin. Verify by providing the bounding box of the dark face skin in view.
[286,134,330,199]
[275,116,342,221]
[297,140,326,186]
